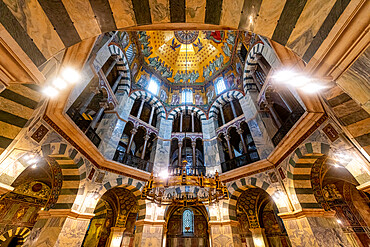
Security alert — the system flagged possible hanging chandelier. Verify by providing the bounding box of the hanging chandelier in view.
[141,31,228,206]
[141,160,228,206]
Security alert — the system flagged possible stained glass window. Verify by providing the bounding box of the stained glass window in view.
[182,209,194,233]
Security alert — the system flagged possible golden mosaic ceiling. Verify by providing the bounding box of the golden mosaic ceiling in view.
[137,30,238,84]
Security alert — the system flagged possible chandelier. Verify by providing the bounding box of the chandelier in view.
[141,160,228,206]
[141,32,227,206]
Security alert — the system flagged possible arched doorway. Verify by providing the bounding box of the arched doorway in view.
[82,187,139,247]
[166,205,209,247]
[236,187,291,247]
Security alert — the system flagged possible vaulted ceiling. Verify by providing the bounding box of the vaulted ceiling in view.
[0,0,355,69]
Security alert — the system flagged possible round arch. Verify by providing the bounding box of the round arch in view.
[208,89,244,119]
[0,227,30,246]
[129,89,166,119]
[167,105,207,121]
[107,43,131,95]
[287,141,370,211]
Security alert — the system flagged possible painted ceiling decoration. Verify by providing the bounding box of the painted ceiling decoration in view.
[137,30,238,85]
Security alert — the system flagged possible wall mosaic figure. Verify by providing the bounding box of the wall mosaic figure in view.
[170,93,180,105]
[206,88,214,103]
[195,93,204,105]
[160,89,168,103]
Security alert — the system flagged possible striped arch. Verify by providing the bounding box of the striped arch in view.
[167,105,207,121]
[108,43,131,95]
[242,42,281,93]
[0,227,30,245]
[208,90,244,119]
[129,90,166,119]
[98,176,146,220]
[227,175,283,221]
[287,141,370,211]
[41,142,88,211]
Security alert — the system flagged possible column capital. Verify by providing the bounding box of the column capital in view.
[178,141,183,147]
[99,101,109,109]
[130,128,138,135]
[236,128,243,135]
[224,134,231,141]
[144,134,150,141]
[90,86,100,94]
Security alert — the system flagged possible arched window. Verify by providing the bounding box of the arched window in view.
[182,89,193,104]
[215,78,226,95]
[182,209,194,233]
[147,78,159,95]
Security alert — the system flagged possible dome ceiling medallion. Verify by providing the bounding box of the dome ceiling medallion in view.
[174,31,199,44]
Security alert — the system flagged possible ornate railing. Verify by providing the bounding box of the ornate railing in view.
[272,107,305,146]
[66,108,101,147]
[168,165,206,176]
[221,152,260,173]
[113,151,153,173]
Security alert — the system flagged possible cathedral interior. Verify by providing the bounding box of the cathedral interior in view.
[0,1,369,247]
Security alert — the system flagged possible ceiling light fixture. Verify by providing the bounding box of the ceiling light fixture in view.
[61,67,80,84]
[43,67,81,97]
[273,69,327,93]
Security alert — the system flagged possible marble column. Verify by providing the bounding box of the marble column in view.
[225,134,234,159]
[237,128,248,154]
[148,106,156,126]
[278,209,351,247]
[141,134,150,159]
[180,111,184,132]
[105,58,118,77]
[191,141,196,169]
[106,227,125,247]
[230,100,237,118]
[126,128,137,154]
[266,103,282,128]
[219,106,226,126]
[255,54,270,76]
[111,72,123,92]
[249,228,269,247]
[23,209,94,247]
[137,99,145,119]
[79,86,100,114]
[191,112,195,132]
[251,66,263,91]
[178,140,183,166]
[90,101,108,129]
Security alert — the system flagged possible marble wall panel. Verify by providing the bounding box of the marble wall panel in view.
[61,0,101,40]
[337,48,370,113]
[185,0,206,23]
[109,0,136,29]
[149,0,170,24]
[286,0,336,57]
[3,0,65,60]
[134,224,163,247]
[254,0,286,38]
[97,113,127,160]
[210,224,236,247]
[157,119,172,139]
[220,0,244,29]
[283,216,350,247]
[153,139,171,174]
